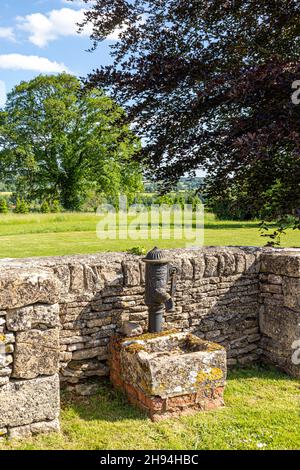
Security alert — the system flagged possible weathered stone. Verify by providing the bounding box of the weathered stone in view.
[30,418,60,435]
[261,253,300,277]
[0,377,9,386]
[53,265,70,295]
[181,258,194,280]
[69,264,85,293]
[0,367,11,377]
[268,274,282,285]
[193,256,205,280]
[71,383,99,396]
[9,418,60,440]
[0,268,60,310]
[121,321,143,337]
[110,332,226,420]
[13,328,60,379]
[260,305,300,347]
[282,277,300,310]
[0,374,60,428]
[8,424,32,440]
[219,253,236,276]
[84,265,101,291]
[123,260,141,287]
[72,346,108,360]
[0,354,13,368]
[99,261,123,286]
[119,332,226,399]
[0,333,15,344]
[204,256,219,277]
[6,304,59,332]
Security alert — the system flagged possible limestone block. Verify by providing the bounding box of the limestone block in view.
[9,418,60,440]
[69,264,85,293]
[235,254,246,274]
[204,255,219,277]
[72,346,108,360]
[99,261,124,286]
[0,374,60,428]
[181,258,194,280]
[119,332,227,399]
[0,268,60,310]
[193,255,205,279]
[0,333,15,346]
[0,377,9,386]
[260,253,300,277]
[282,277,300,310]
[219,253,236,276]
[0,367,11,377]
[13,328,60,379]
[121,321,143,337]
[260,305,300,346]
[84,265,102,291]
[123,260,141,286]
[245,254,259,273]
[53,265,71,295]
[6,304,60,332]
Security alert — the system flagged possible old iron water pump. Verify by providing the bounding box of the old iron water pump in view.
[143,247,177,333]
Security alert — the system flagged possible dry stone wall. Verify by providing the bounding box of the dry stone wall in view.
[0,266,60,439]
[0,247,299,437]
[259,251,300,378]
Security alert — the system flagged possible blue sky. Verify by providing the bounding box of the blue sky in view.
[0,0,116,106]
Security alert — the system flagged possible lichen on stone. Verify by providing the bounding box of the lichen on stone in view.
[125,343,146,354]
[185,334,223,353]
[196,367,223,384]
[122,329,178,344]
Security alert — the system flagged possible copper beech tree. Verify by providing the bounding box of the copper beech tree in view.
[78,0,300,242]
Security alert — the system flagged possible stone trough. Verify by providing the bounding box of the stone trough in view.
[109,331,227,421]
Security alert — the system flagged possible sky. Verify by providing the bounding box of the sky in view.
[0,0,117,107]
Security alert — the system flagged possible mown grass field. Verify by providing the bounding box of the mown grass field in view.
[0,367,299,450]
[0,212,298,258]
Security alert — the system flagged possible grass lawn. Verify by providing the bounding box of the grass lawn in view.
[0,366,299,450]
[0,212,299,258]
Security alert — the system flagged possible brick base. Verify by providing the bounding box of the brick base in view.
[109,335,225,421]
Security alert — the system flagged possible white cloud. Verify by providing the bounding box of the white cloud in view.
[61,0,87,6]
[17,7,123,48]
[0,27,15,42]
[0,54,69,73]
[0,80,6,108]
[17,8,93,48]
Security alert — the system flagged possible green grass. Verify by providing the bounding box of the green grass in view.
[0,366,299,450]
[0,212,298,258]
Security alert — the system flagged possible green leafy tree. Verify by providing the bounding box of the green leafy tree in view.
[0,74,142,210]
[40,200,50,213]
[51,199,61,213]
[81,0,300,242]
[0,197,8,214]
[14,198,29,214]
